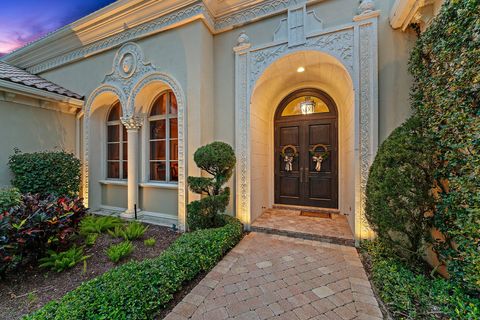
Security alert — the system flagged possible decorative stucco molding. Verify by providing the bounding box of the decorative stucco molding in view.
[82,43,187,230]
[121,115,143,130]
[234,8,379,240]
[6,0,331,74]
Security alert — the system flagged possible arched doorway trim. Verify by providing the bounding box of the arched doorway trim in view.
[233,10,379,242]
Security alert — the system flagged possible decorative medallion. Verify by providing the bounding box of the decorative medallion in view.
[120,53,136,78]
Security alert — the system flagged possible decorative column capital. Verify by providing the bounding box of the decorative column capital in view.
[358,0,375,14]
[121,115,143,130]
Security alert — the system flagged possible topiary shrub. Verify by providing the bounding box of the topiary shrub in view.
[366,116,436,262]
[409,0,480,291]
[187,141,236,231]
[8,149,81,197]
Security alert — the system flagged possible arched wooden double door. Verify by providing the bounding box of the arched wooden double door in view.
[274,88,338,208]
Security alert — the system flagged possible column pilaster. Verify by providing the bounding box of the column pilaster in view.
[121,115,143,218]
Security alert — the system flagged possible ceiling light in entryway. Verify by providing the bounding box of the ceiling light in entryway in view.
[297,66,305,73]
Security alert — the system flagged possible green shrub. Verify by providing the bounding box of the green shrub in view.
[0,195,87,275]
[39,246,90,273]
[106,241,134,263]
[24,215,243,320]
[79,215,123,235]
[108,221,148,240]
[8,150,81,197]
[84,233,98,247]
[362,240,480,319]
[187,142,236,230]
[366,116,436,261]
[144,238,156,247]
[409,0,480,291]
[0,187,22,212]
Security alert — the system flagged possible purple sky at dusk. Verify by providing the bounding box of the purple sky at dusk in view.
[0,0,116,57]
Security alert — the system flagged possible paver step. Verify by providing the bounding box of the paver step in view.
[250,225,356,247]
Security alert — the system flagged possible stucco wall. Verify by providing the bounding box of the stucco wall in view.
[0,100,76,187]
[39,20,215,218]
[32,0,417,221]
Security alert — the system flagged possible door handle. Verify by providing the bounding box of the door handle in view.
[300,167,303,183]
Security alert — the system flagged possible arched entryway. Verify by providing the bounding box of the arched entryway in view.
[274,88,338,208]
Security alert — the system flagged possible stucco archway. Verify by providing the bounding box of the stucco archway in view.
[233,12,379,242]
[83,86,125,209]
[129,72,187,230]
[249,50,356,232]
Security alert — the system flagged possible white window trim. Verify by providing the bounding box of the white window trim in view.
[146,91,179,184]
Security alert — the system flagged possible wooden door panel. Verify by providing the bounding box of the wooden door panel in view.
[279,126,300,146]
[308,176,333,200]
[274,89,338,209]
[308,124,332,145]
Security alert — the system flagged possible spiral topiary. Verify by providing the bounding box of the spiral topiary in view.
[187,142,236,231]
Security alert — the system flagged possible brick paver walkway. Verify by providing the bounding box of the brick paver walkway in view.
[252,209,354,246]
[164,233,383,320]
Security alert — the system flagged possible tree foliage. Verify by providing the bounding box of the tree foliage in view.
[187,142,236,230]
[409,0,480,291]
[366,116,436,262]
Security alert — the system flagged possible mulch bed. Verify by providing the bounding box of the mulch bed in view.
[0,224,179,320]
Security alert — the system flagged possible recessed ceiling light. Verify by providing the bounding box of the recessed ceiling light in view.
[297,66,305,73]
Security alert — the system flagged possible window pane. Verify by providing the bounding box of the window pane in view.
[281,96,330,116]
[150,93,167,116]
[108,144,120,160]
[107,162,120,179]
[150,141,166,160]
[108,103,121,121]
[108,125,119,142]
[170,92,178,115]
[150,120,166,140]
[122,161,128,179]
[170,118,178,139]
[170,161,178,181]
[170,139,178,160]
[123,142,128,160]
[150,162,166,181]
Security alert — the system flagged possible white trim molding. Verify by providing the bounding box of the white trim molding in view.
[233,7,379,242]
[3,0,331,74]
[390,0,444,32]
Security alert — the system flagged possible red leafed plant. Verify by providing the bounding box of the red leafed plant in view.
[0,194,87,275]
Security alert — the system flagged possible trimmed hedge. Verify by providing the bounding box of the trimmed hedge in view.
[24,215,243,320]
[9,150,81,197]
[362,240,480,320]
[365,116,436,261]
[409,0,480,291]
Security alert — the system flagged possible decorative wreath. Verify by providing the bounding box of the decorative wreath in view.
[309,144,329,160]
[280,145,299,159]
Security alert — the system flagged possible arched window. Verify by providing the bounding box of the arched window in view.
[106,102,127,179]
[148,90,178,182]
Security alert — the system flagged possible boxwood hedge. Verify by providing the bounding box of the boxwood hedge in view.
[24,215,243,320]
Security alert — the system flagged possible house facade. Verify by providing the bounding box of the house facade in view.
[0,0,444,242]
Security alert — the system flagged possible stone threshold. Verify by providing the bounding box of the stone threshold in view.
[250,225,356,247]
[272,204,341,214]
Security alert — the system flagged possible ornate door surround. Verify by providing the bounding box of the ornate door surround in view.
[233,5,380,241]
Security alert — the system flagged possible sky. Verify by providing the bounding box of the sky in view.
[0,0,116,57]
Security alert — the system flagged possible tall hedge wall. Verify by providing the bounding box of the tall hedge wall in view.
[409,0,479,291]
